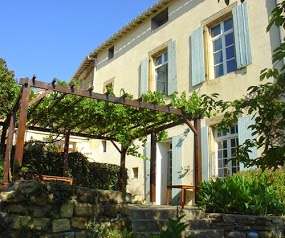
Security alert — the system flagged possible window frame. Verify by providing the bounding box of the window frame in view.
[210,17,236,78]
[154,51,168,95]
[202,3,237,80]
[148,41,170,94]
[215,125,239,178]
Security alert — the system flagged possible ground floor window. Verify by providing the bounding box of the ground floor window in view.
[215,125,239,178]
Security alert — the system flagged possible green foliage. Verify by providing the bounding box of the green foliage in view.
[197,170,285,216]
[21,180,48,205]
[0,58,20,119]
[21,141,126,191]
[216,0,285,170]
[151,215,194,238]
[48,182,74,208]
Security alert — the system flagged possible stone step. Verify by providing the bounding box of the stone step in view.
[183,229,225,238]
[186,218,212,229]
[128,204,205,220]
[131,219,168,233]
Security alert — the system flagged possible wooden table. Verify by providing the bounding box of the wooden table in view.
[166,185,195,206]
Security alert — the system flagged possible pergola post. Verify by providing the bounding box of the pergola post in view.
[3,110,16,186]
[63,130,71,177]
[150,132,156,203]
[119,145,128,192]
[194,118,202,203]
[0,123,8,153]
[13,78,30,179]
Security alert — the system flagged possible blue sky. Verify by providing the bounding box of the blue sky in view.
[0,0,157,83]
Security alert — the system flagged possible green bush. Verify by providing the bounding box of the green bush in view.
[197,170,285,216]
[20,141,127,191]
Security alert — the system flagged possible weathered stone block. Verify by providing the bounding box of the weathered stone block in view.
[0,190,20,202]
[78,190,98,203]
[33,206,52,218]
[71,217,88,229]
[30,195,47,206]
[14,180,37,193]
[74,203,101,217]
[11,215,32,229]
[109,191,132,204]
[60,202,74,218]
[52,218,71,233]
[75,231,88,238]
[102,204,129,217]
[31,218,50,230]
[7,204,28,214]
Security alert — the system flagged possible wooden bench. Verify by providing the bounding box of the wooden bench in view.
[40,175,73,185]
[166,185,195,207]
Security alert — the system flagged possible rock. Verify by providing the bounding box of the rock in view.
[52,219,71,233]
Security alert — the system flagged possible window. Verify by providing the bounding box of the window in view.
[108,46,114,59]
[132,167,138,179]
[151,8,168,30]
[191,1,252,86]
[211,17,236,78]
[154,52,168,95]
[101,140,107,152]
[215,125,239,178]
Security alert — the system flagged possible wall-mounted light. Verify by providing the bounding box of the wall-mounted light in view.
[183,128,190,137]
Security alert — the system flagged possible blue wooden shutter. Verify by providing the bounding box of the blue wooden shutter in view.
[168,40,178,95]
[232,1,252,69]
[238,115,258,171]
[201,127,209,181]
[190,27,205,86]
[144,143,151,203]
[171,135,183,204]
[139,57,149,96]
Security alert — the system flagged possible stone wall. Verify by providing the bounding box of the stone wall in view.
[207,213,285,238]
[0,180,132,238]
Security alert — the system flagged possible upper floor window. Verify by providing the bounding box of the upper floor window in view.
[108,46,114,59]
[211,18,236,78]
[191,1,251,86]
[151,8,168,30]
[155,52,168,95]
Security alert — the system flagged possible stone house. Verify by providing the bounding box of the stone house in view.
[71,0,281,205]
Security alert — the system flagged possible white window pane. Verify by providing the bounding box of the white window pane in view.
[225,32,234,46]
[227,59,236,73]
[226,45,235,60]
[156,55,162,65]
[211,24,221,37]
[218,169,223,177]
[214,51,223,64]
[214,64,224,78]
[164,52,168,62]
[224,18,233,31]
[213,38,222,51]
[218,150,222,158]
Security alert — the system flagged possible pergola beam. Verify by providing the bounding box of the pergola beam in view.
[20,79,183,116]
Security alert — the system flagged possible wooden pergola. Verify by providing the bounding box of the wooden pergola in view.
[1,77,202,202]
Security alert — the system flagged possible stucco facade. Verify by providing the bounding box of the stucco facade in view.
[72,0,281,205]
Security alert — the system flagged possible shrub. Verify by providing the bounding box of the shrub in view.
[20,141,127,191]
[197,170,285,216]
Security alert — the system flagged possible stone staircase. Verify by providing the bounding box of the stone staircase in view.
[128,204,225,238]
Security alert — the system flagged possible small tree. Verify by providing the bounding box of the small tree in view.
[217,1,285,170]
